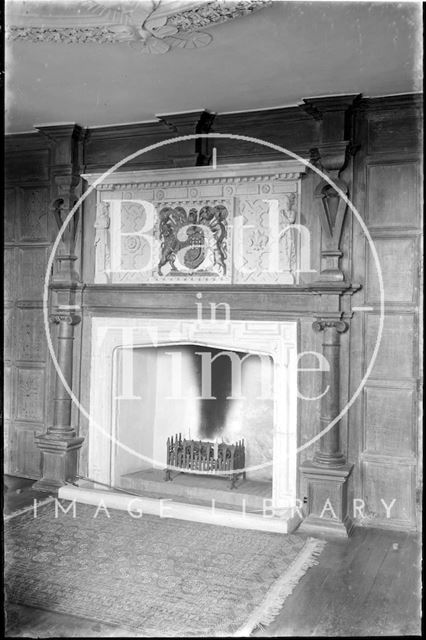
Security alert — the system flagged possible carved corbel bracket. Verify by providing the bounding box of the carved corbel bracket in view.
[309,142,352,282]
[51,173,81,255]
[36,123,85,284]
[157,109,215,166]
[300,95,361,283]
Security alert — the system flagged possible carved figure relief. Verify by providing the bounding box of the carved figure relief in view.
[94,201,110,283]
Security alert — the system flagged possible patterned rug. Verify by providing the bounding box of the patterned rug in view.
[5,501,325,637]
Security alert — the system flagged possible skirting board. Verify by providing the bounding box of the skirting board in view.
[58,485,302,534]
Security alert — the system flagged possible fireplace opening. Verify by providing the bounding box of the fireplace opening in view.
[112,344,274,492]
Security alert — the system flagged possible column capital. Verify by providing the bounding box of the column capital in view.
[49,312,81,326]
[312,318,348,333]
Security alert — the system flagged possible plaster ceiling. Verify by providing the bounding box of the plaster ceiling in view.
[5,0,422,133]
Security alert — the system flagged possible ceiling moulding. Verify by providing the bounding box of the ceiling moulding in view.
[6,0,272,54]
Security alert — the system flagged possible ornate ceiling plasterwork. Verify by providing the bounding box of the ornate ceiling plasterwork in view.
[6,0,272,54]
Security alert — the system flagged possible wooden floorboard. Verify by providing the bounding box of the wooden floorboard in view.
[4,475,422,637]
[3,476,53,516]
[5,603,146,638]
[310,529,393,636]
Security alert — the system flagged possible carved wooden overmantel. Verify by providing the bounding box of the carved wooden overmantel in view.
[83,160,309,286]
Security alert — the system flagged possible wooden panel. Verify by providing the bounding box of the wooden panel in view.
[5,150,50,182]
[364,386,415,456]
[366,236,417,304]
[297,318,321,464]
[5,188,16,242]
[365,313,414,379]
[4,306,14,361]
[18,187,49,242]
[4,366,12,420]
[15,367,45,422]
[83,111,317,171]
[16,308,47,362]
[11,423,43,478]
[367,163,419,228]
[363,461,415,526]
[85,138,172,169]
[4,248,15,302]
[5,138,52,481]
[4,420,11,474]
[367,112,421,155]
[82,284,319,316]
[213,109,317,160]
[18,247,48,300]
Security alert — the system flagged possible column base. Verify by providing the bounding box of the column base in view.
[313,451,347,467]
[33,432,84,494]
[298,460,354,537]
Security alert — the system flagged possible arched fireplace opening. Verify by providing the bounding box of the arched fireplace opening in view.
[113,344,275,490]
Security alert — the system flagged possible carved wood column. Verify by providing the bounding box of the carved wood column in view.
[33,313,83,492]
[312,318,348,467]
[299,313,354,536]
[296,95,361,536]
[33,124,85,492]
[49,314,81,435]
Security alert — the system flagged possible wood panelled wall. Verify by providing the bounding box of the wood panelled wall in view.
[4,134,56,478]
[349,96,422,530]
[4,94,422,530]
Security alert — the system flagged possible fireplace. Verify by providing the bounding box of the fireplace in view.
[114,343,274,481]
[89,317,298,510]
[48,122,363,537]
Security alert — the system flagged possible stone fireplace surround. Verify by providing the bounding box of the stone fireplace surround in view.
[88,316,298,511]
